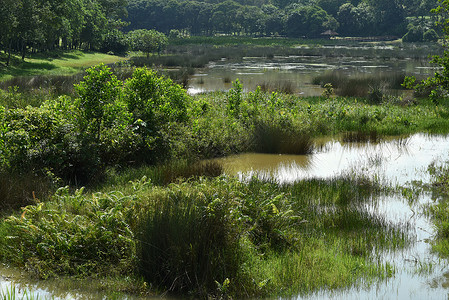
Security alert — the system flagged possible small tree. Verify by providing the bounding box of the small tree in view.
[75,64,122,140]
[128,29,168,57]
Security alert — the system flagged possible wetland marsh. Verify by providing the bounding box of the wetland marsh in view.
[1,41,449,299]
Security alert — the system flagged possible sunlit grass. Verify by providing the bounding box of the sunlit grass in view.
[0,173,411,298]
[0,51,127,80]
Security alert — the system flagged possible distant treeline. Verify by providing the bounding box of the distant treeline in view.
[125,0,440,38]
[0,0,441,67]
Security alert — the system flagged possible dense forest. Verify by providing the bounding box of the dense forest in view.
[0,0,442,66]
[125,0,440,38]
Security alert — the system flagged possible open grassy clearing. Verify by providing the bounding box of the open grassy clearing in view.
[0,51,127,81]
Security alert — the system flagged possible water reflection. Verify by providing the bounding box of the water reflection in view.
[214,133,449,300]
[3,134,449,299]
[188,56,437,96]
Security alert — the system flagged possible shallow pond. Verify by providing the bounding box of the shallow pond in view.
[2,134,449,299]
[188,55,436,96]
[214,133,449,300]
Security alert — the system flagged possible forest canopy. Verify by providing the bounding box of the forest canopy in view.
[0,0,442,67]
[124,0,440,38]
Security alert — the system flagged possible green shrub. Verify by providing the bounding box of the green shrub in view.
[0,186,140,278]
[227,79,243,118]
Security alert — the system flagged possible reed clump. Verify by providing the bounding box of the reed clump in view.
[258,80,296,94]
[312,71,406,98]
[0,171,55,211]
[148,160,224,185]
[342,131,381,143]
[252,122,314,155]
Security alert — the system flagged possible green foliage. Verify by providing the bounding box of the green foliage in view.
[426,162,449,257]
[322,83,334,99]
[124,67,189,126]
[75,64,123,140]
[227,79,243,118]
[0,186,141,278]
[127,29,167,57]
[424,29,439,42]
[0,64,192,184]
[402,25,425,42]
[403,1,449,102]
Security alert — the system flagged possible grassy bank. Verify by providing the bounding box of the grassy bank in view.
[424,163,449,257]
[0,51,127,81]
[0,173,406,298]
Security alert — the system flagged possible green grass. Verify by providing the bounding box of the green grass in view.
[0,283,42,300]
[0,51,127,81]
[424,162,449,257]
[0,174,408,298]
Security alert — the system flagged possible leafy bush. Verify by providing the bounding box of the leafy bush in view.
[0,186,141,278]
[0,65,192,184]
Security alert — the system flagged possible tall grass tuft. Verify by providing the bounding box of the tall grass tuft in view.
[138,182,243,297]
[312,71,406,98]
[0,172,54,211]
[342,131,381,143]
[0,283,42,300]
[149,160,224,185]
[252,122,314,155]
[258,80,295,94]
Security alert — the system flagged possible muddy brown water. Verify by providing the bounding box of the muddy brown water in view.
[2,133,449,299]
[214,133,449,300]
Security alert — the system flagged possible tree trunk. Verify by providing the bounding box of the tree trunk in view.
[6,39,12,67]
[21,40,26,61]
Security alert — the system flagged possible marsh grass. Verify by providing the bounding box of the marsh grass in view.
[0,284,42,300]
[0,172,54,211]
[137,175,410,297]
[148,160,224,185]
[312,71,406,98]
[425,162,449,257]
[100,160,224,189]
[258,80,295,94]
[342,131,381,143]
[252,122,314,155]
[0,74,83,96]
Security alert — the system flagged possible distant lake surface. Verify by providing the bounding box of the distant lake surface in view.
[188,54,436,96]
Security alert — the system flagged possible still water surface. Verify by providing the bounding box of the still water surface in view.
[215,133,449,300]
[188,55,436,96]
[2,133,449,299]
